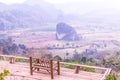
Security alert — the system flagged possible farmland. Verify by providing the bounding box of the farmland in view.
[2,23,120,59]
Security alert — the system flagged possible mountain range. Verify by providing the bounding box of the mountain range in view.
[0,0,120,30]
[0,0,65,30]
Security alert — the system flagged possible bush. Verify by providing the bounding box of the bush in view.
[62,65,75,69]
[80,67,95,72]
[0,69,10,80]
[15,58,22,62]
[105,74,116,80]
[54,55,62,61]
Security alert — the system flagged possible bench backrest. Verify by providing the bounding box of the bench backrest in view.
[30,57,60,79]
[33,58,51,68]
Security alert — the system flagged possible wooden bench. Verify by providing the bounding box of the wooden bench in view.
[29,57,60,79]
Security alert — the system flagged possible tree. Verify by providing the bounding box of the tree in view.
[0,22,5,30]
[54,55,62,61]
[11,44,18,54]
[81,57,87,63]
[46,53,53,59]
[72,53,81,62]
[66,51,69,56]
[102,58,106,65]
[66,43,70,46]
[88,58,94,63]
[19,44,26,50]
[0,47,3,54]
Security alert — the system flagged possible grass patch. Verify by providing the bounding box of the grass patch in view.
[15,58,22,62]
[80,67,95,72]
[62,64,75,69]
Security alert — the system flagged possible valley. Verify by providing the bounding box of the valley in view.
[2,23,120,60]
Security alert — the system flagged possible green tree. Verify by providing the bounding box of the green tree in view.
[105,74,116,80]
[102,58,106,65]
[46,53,53,59]
[81,57,87,63]
[54,55,62,61]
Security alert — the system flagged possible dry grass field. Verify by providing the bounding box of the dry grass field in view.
[5,27,120,59]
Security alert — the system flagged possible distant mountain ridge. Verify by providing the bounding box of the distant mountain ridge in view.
[1,0,120,31]
[0,0,64,30]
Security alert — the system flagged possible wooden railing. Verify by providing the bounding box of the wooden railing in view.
[0,55,111,80]
[60,62,112,80]
[100,68,112,80]
[0,55,29,63]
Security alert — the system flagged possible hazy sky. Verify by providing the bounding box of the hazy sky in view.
[0,0,94,4]
[0,0,119,5]
[0,0,120,15]
[0,0,25,4]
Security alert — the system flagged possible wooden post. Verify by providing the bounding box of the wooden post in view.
[36,59,40,71]
[57,61,60,75]
[75,66,80,74]
[10,56,15,64]
[30,57,33,75]
[50,59,53,79]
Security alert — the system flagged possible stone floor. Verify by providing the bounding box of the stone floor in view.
[0,61,103,80]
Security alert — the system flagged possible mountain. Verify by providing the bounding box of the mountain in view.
[0,0,64,30]
[1,0,120,31]
[56,22,80,41]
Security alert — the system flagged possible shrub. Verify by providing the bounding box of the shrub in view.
[0,69,10,80]
[80,67,95,72]
[54,55,62,61]
[62,65,75,69]
[15,58,22,62]
[105,74,116,80]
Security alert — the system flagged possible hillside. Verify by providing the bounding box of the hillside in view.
[0,0,64,30]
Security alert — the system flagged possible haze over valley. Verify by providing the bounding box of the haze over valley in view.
[0,0,120,78]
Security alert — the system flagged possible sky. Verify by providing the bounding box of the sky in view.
[0,0,120,10]
[0,0,120,5]
[0,0,25,4]
[0,0,92,4]
[46,0,120,14]
[0,0,120,15]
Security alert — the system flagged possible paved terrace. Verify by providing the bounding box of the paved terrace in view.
[0,55,111,80]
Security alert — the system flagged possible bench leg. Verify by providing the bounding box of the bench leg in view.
[57,61,60,75]
[50,60,54,79]
[30,68,33,75]
[30,57,33,75]
[36,59,40,71]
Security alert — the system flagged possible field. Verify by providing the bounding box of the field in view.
[4,24,120,59]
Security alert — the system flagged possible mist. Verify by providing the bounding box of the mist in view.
[1,1,120,78]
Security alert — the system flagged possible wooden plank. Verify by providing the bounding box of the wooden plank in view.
[0,61,103,80]
[100,68,112,80]
[0,55,111,80]
[60,62,107,70]
[0,55,29,60]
